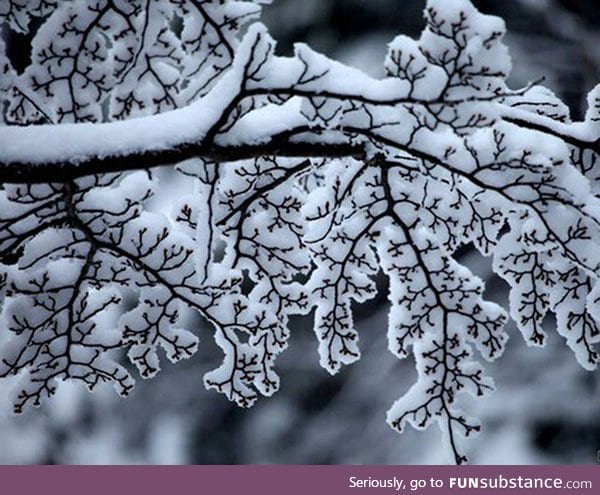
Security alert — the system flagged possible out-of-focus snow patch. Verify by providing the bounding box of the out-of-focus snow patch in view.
[148,415,188,464]
[474,426,545,464]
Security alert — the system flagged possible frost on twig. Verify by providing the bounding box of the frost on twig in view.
[1,0,600,464]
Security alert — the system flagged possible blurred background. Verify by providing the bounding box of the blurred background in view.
[1,0,600,464]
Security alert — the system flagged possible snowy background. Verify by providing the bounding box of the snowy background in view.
[1,0,599,464]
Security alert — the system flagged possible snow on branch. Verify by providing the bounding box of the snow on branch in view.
[1,0,600,464]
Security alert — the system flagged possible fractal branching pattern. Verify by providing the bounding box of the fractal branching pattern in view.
[0,0,599,464]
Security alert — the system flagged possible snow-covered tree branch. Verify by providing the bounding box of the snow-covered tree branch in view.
[1,0,599,464]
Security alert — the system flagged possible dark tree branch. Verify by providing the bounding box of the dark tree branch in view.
[0,140,364,184]
[503,115,600,155]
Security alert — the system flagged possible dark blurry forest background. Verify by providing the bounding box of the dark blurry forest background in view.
[1,0,599,464]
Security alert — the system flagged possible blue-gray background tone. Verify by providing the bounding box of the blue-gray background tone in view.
[1,0,599,464]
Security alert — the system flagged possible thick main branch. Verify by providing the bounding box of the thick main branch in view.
[1,105,597,184]
[0,139,363,183]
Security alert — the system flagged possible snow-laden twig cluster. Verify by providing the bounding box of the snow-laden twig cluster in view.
[1,0,599,464]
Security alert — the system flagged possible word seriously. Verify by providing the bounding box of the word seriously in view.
[347,475,593,491]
